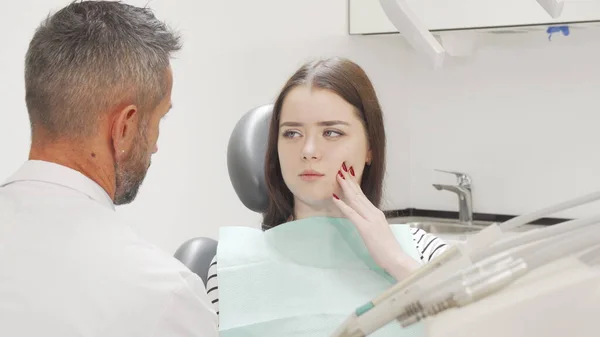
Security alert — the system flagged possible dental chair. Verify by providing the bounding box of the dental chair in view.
[173,237,218,285]
[173,104,274,284]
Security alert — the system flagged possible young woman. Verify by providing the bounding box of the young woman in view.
[208,57,448,326]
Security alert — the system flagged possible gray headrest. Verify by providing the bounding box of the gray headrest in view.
[173,237,218,285]
[227,104,274,213]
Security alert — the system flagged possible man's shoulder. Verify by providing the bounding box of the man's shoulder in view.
[81,227,216,333]
[94,223,199,286]
[123,237,199,282]
[115,239,218,336]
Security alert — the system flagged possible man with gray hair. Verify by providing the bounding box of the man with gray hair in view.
[0,1,217,336]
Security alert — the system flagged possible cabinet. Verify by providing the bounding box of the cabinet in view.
[349,0,600,35]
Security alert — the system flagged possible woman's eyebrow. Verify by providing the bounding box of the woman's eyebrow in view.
[280,120,350,127]
[318,120,349,126]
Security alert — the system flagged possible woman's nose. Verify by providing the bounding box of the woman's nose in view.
[301,137,320,160]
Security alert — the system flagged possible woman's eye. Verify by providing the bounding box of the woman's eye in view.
[324,130,342,137]
[282,130,301,138]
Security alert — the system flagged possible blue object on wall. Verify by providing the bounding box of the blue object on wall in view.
[547,26,570,41]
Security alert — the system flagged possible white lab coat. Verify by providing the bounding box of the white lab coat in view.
[0,160,218,337]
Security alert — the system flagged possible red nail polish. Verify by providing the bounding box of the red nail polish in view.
[338,170,345,179]
[342,162,348,172]
[333,193,340,200]
[349,167,355,177]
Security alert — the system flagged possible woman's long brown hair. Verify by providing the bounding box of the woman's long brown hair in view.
[262,57,387,230]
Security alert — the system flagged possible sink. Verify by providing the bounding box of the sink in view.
[387,216,545,244]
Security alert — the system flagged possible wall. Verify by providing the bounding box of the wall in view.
[1,0,597,254]
[405,31,600,220]
[1,0,411,253]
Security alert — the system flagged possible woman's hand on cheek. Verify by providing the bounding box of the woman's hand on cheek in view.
[332,162,420,281]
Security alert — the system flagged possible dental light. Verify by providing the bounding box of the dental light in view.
[378,0,446,68]
[536,0,565,18]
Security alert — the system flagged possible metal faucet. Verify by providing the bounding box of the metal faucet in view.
[432,169,473,224]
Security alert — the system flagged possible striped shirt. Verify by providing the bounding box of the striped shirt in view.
[205,227,448,316]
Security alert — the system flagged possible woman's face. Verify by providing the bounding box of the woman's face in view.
[278,85,372,209]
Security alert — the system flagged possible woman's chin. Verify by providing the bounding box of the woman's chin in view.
[295,194,338,208]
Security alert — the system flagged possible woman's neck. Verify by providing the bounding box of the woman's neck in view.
[292,199,345,221]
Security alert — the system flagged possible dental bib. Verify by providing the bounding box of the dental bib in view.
[217,216,425,337]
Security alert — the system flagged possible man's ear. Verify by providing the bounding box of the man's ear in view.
[111,104,139,158]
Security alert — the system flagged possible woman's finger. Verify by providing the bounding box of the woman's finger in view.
[332,193,368,228]
[338,162,366,198]
[336,168,372,219]
[340,162,361,194]
[348,165,386,221]
[337,164,383,221]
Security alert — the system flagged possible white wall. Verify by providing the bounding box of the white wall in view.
[405,33,600,220]
[1,0,598,254]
